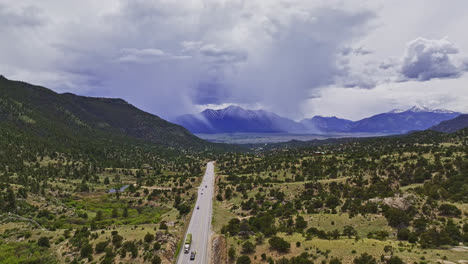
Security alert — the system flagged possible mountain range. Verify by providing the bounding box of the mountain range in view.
[175,106,305,134]
[175,105,462,134]
[2,74,466,151]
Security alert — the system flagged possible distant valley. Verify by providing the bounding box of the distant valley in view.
[194,132,394,144]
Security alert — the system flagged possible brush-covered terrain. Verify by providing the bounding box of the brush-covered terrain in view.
[214,129,468,264]
[0,146,205,264]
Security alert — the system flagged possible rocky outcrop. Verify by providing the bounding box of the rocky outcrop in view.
[369,194,415,210]
[212,235,227,264]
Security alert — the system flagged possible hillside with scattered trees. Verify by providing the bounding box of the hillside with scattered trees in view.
[213,128,468,263]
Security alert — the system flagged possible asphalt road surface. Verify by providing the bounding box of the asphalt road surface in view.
[177,161,215,264]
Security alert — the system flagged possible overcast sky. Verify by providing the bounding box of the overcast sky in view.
[1,0,468,120]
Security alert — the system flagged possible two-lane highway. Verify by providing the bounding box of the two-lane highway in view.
[177,161,215,264]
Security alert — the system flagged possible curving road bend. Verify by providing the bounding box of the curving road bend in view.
[177,161,215,264]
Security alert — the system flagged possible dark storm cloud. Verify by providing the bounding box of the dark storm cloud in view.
[224,7,376,118]
[0,0,376,119]
[192,81,231,105]
[65,2,375,118]
[4,1,468,120]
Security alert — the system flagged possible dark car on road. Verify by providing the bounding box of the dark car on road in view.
[190,251,196,260]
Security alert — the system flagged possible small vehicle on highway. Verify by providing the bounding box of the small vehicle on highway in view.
[201,193,203,195]
[205,185,207,188]
[197,206,199,210]
[184,233,192,253]
[190,251,196,260]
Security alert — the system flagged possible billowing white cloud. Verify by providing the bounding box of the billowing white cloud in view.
[401,37,463,81]
[331,36,468,93]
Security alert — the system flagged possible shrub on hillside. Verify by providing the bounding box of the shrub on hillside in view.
[268,236,290,253]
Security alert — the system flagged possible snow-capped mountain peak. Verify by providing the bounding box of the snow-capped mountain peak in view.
[388,106,457,114]
[408,106,431,112]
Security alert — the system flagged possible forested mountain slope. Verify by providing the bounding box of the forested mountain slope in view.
[0,76,213,150]
[430,114,468,133]
[0,76,219,264]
